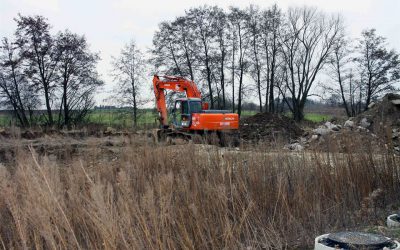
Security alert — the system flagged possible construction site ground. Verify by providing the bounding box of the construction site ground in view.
[0,94,400,249]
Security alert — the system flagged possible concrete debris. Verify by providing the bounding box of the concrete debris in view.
[392,129,399,139]
[368,101,376,109]
[360,118,371,129]
[313,126,330,136]
[309,134,319,142]
[357,126,368,132]
[344,120,355,128]
[312,121,342,136]
[324,121,333,129]
[391,99,400,105]
[284,142,304,151]
[300,137,308,143]
[104,127,117,135]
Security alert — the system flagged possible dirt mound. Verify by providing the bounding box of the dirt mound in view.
[240,112,303,143]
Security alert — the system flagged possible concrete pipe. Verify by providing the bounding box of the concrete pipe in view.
[314,232,400,250]
[387,214,400,228]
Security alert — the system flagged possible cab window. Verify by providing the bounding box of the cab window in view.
[189,101,202,113]
[182,101,189,114]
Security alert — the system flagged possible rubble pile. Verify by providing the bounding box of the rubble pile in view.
[285,93,400,153]
[240,112,303,144]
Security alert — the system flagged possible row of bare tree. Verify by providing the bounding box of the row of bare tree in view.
[0,15,103,127]
[326,29,400,116]
[149,5,400,120]
[2,5,399,127]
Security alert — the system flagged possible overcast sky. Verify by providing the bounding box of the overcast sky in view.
[1,0,399,105]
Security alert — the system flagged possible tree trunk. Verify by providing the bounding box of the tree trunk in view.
[238,69,243,117]
[63,81,69,127]
[365,74,373,111]
[44,85,53,125]
[206,59,214,109]
[269,42,276,113]
[231,41,235,113]
[220,53,226,109]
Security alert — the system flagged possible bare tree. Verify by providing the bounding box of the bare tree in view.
[214,8,230,109]
[280,7,342,121]
[15,15,61,125]
[355,29,400,110]
[56,30,103,127]
[325,35,362,117]
[0,38,37,126]
[246,5,263,112]
[187,6,221,108]
[261,4,283,113]
[111,40,146,127]
[151,22,184,76]
[228,17,238,113]
[229,7,249,117]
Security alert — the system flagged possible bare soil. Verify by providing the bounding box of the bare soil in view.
[240,112,303,143]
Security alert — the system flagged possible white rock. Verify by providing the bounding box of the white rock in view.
[391,99,400,105]
[309,134,319,142]
[285,143,304,151]
[324,121,339,131]
[324,121,333,128]
[368,102,376,109]
[357,126,368,132]
[331,125,340,132]
[360,118,371,128]
[387,214,400,228]
[344,120,355,128]
[313,126,330,136]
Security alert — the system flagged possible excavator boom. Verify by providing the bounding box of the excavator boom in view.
[153,75,202,127]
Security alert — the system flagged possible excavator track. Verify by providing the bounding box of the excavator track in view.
[150,128,240,147]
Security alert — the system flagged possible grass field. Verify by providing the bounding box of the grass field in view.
[0,113,11,127]
[303,113,331,122]
[87,109,158,127]
[0,109,331,128]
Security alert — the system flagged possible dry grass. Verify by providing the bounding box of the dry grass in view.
[0,136,399,249]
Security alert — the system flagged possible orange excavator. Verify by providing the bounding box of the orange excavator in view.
[152,75,239,145]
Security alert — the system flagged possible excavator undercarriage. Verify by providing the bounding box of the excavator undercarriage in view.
[150,128,240,147]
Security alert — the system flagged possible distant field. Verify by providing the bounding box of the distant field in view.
[87,109,158,128]
[0,109,331,127]
[0,113,11,127]
[304,113,331,122]
[284,112,331,123]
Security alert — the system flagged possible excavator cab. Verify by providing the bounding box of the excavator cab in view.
[172,98,202,128]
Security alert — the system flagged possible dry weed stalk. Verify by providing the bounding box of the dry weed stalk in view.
[0,138,397,249]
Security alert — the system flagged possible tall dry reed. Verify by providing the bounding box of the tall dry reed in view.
[0,139,398,249]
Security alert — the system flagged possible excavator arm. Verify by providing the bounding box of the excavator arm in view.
[153,75,204,127]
